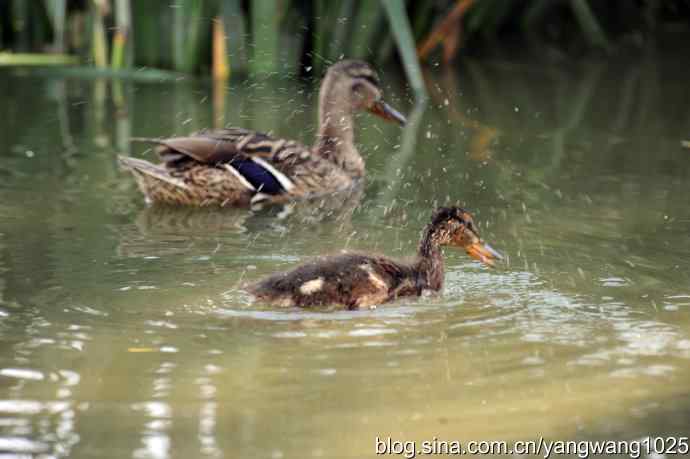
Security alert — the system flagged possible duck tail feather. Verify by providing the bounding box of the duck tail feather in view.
[117,155,189,190]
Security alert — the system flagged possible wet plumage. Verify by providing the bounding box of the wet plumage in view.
[248,207,503,309]
[120,128,355,207]
[118,60,406,207]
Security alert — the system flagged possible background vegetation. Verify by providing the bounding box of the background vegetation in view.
[1,0,689,82]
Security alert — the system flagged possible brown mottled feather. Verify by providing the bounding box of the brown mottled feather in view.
[120,128,357,207]
[151,128,276,166]
[248,207,502,309]
[119,60,406,208]
[249,254,419,310]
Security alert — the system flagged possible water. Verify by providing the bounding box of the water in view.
[1,53,689,458]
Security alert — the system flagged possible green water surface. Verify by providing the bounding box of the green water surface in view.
[0,53,689,458]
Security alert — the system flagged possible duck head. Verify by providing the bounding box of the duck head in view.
[430,207,503,267]
[319,60,406,126]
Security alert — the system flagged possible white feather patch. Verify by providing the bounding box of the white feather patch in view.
[250,193,270,206]
[299,278,324,295]
[251,157,295,192]
[359,264,387,290]
[223,164,256,191]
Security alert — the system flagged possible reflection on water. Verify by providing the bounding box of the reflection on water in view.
[1,50,690,458]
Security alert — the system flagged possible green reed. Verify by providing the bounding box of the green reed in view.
[0,0,686,82]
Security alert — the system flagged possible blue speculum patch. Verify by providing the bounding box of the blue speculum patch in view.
[230,159,286,195]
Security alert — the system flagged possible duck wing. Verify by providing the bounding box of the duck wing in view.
[132,128,311,195]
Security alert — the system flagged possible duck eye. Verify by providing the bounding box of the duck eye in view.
[351,83,369,101]
[359,74,380,88]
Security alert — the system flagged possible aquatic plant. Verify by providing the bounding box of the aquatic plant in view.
[0,0,687,87]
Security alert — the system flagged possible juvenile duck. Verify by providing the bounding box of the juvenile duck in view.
[249,207,502,309]
[118,60,406,207]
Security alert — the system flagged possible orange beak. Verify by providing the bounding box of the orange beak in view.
[465,241,503,267]
[368,100,406,126]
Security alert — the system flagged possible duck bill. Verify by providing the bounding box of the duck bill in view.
[466,241,503,267]
[368,100,406,126]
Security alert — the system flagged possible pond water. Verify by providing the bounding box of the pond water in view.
[0,53,689,458]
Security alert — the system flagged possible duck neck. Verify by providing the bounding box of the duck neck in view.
[414,225,445,292]
[315,86,364,177]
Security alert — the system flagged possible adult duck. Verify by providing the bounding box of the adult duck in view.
[118,60,406,207]
[249,207,502,309]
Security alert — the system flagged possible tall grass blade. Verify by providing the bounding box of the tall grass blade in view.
[91,0,108,68]
[11,0,31,52]
[186,0,204,73]
[278,5,307,73]
[312,0,337,72]
[172,3,186,71]
[173,0,204,73]
[212,17,229,80]
[221,0,248,75]
[381,0,427,99]
[521,0,549,31]
[348,0,383,59]
[465,0,492,36]
[250,0,279,74]
[411,1,435,41]
[132,2,160,67]
[418,0,474,60]
[44,0,66,52]
[328,0,355,60]
[475,0,514,39]
[569,0,611,50]
[112,0,133,69]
